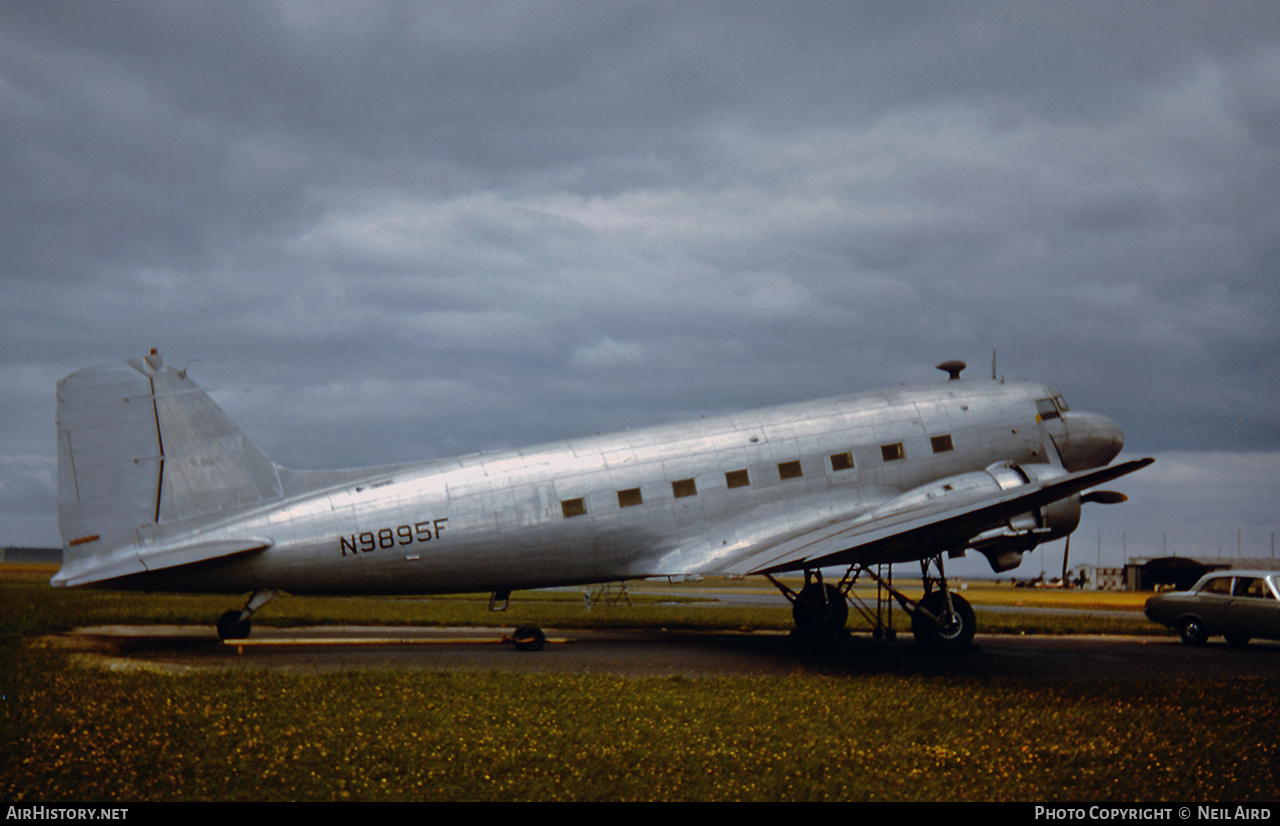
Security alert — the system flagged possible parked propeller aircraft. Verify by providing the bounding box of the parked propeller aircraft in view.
[54,351,1151,650]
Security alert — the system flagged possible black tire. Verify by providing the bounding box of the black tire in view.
[1177,617,1208,646]
[1224,634,1251,647]
[911,591,976,650]
[217,610,251,641]
[791,583,848,638]
[512,624,546,651]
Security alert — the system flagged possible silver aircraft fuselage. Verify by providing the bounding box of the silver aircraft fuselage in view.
[53,355,1133,597]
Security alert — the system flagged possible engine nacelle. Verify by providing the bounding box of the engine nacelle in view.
[973,533,1041,573]
[969,464,1082,572]
[971,496,1081,572]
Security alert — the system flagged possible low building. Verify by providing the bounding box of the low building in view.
[1126,556,1280,591]
[1075,564,1125,591]
[1,547,62,564]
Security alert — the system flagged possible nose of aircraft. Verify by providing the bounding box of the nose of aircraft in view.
[1060,412,1125,472]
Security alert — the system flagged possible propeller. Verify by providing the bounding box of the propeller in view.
[1063,491,1127,587]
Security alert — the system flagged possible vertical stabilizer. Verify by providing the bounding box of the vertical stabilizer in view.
[54,352,282,586]
[147,359,282,521]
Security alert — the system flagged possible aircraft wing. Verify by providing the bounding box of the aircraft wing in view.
[690,457,1153,577]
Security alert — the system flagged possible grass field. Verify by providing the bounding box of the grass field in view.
[2,566,1275,802]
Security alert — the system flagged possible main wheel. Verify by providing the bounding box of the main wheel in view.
[1177,617,1208,646]
[512,624,546,651]
[911,591,976,650]
[217,610,251,641]
[792,583,848,638]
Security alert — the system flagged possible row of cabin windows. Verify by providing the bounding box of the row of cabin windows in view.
[561,432,957,518]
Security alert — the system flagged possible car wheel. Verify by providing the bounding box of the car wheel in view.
[1177,617,1208,646]
[1224,634,1251,647]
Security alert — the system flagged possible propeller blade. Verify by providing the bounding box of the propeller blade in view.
[1081,490,1128,505]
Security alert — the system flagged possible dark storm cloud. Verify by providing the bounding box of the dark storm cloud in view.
[1,2,1278,549]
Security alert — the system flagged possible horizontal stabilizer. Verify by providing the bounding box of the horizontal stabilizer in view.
[55,537,272,588]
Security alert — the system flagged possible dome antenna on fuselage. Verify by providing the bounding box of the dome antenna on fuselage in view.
[936,360,966,380]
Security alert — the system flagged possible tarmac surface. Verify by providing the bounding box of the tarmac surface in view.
[54,624,1280,680]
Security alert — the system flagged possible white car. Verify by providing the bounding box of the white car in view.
[1144,570,1280,646]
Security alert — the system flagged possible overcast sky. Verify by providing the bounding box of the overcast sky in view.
[3,2,1277,574]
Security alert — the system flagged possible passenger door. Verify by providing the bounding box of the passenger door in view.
[1225,576,1280,639]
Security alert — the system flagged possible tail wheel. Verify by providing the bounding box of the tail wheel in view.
[792,583,848,637]
[911,591,975,650]
[512,624,546,651]
[216,610,251,641]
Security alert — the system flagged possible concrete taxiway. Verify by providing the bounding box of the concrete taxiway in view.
[52,624,1279,680]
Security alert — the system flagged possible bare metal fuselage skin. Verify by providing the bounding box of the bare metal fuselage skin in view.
[53,355,1133,598]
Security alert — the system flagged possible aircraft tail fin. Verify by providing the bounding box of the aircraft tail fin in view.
[55,351,282,586]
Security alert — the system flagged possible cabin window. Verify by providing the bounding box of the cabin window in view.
[1035,398,1060,421]
[930,434,954,453]
[672,478,698,498]
[778,460,803,480]
[830,451,854,471]
[725,469,750,489]
[561,497,587,518]
[881,443,905,462]
[617,488,643,508]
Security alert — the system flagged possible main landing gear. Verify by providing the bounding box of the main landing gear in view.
[768,571,849,638]
[216,590,275,641]
[908,556,976,650]
[767,554,976,651]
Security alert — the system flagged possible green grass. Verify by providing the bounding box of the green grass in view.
[3,568,1274,802]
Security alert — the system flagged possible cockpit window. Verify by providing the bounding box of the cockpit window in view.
[1054,395,1069,412]
[1035,398,1060,421]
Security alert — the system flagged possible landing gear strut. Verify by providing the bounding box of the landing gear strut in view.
[216,590,275,641]
[908,556,975,650]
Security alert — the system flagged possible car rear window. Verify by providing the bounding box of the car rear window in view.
[1234,577,1268,598]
